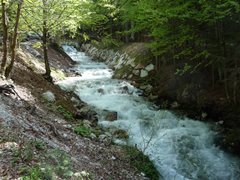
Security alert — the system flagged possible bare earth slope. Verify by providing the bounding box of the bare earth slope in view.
[0,43,143,179]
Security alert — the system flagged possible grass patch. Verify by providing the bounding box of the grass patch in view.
[74,125,93,137]
[47,102,74,121]
[20,149,77,179]
[124,146,159,180]
[51,67,66,80]
[73,123,103,138]
[74,126,92,136]
[56,105,74,121]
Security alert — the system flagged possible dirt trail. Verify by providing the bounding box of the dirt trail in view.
[0,42,144,179]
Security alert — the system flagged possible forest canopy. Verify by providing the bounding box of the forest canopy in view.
[1,0,240,103]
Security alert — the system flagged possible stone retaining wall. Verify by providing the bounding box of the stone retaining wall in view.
[81,44,156,98]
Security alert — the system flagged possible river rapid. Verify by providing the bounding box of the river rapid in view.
[57,45,240,180]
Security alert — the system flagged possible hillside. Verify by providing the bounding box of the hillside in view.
[0,42,147,179]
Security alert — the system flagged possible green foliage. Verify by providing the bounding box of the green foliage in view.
[47,102,74,121]
[113,65,132,78]
[12,143,34,164]
[100,35,123,49]
[32,139,45,150]
[74,125,93,137]
[175,63,192,76]
[20,0,93,42]
[82,0,240,103]
[20,166,50,180]
[124,146,159,180]
[20,149,74,179]
[56,105,74,121]
[32,42,42,49]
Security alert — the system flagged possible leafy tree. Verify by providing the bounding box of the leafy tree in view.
[1,0,24,78]
[5,0,24,78]
[21,0,84,82]
[1,0,8,75]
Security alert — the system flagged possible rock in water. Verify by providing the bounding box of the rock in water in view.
[42,91,55,102]
[102,110,118,121]
[75,105,98,123]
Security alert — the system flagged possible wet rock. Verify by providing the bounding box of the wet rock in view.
[149,94,158,101]
[112,129,129,139]
[42,91,55,102]
[75,72,82,76]
[119,86,129,94]
[71,97,81,104]
[171,101,180,109]
[140,69,148,78]
[102,110,118,121]
[75,106,97,122]
[97,88,104,94]
[139,84,152,94]
[201,112,207,119]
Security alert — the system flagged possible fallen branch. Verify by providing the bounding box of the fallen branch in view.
[0,84,22,100]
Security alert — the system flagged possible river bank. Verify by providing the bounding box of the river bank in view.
[80,43,240,155]
[0,41,149,179]
[58,44,240,179]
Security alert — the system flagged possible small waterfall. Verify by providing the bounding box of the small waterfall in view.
[57,45,240,180]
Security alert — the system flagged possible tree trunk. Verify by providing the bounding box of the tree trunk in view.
[42,0,52,82]
[233,58,238,104]
[5,0,23,78]
[130,21,135,41]
[1,0,8,75]
[42,29,52,82]
[125,23,129,43]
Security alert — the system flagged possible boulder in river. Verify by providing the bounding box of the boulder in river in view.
[103,110,118,121]
[97,88,105,94]
[75,105,98,123]
[112,129,129,139]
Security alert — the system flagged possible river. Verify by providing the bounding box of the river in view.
[57,45,240,180]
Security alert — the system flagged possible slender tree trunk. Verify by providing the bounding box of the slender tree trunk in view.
[233,58,238,104]
[211,64,215,88]
[220,21,230,101]
[125,23,129,43]
[42,0,52,82]
[5,0,23,78]
[1,0,8,75]
[130,21,135,41]
[42,29,52,81]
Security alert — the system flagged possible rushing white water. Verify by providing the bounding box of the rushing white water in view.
[57,45,240,180]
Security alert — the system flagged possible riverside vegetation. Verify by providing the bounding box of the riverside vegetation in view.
[1,0,240,179]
